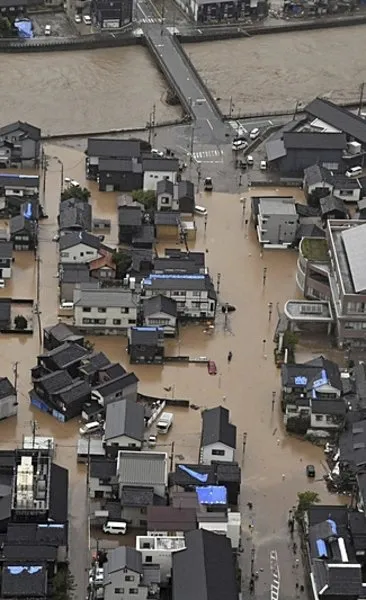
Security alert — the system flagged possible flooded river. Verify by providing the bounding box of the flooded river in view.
[1,26,366,136]
[0,143,346,596]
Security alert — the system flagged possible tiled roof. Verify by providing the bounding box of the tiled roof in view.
[201,406,236,449]
[104,399,144,442]
[118,451,167,488]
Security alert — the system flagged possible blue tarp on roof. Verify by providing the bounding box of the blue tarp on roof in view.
[178,465,208,483]
[14,20,33,38]
[23,203,33,220]
[313,369,328,389]
[316,539,328,557]
[196,485,227,505]
[295,376,307,386]
[327,519,337,535]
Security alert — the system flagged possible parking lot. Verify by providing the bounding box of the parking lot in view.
[31,12,77,37]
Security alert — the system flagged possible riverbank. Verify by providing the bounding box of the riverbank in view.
[1,13,366,52]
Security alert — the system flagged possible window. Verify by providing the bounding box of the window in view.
[125,575,134,582]
[80,252,84,257]
[326,415,333,423]
[128,319,136,324]
[140,507,147,515]
[86,251,94,255]
[98,308,107,313]
[192,291,200,297]
[115,588,124,594]
[161,197,170,204]
[345,321,366,330]
[82,318,91,324]
[315,415,323,422]
[338,189,353,197]
[192,302,200,308]
[145,556,153,563]
[129,586,138,592]
[347,302,366,314]
[113,319,121,325]
[121,307,129,314]
[83,307,91,312]
[212,449,225,456]
[61,252,69,258]
[149,318,170,325]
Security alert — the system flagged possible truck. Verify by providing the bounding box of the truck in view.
[156,412,173,434]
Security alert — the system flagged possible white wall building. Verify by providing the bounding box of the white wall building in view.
[199,406,237,465]
[59,231,102,264]
[73,286,138,334]
[136,536,185,583]
[142,158,179,192]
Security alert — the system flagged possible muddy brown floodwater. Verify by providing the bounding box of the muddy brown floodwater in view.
[0,145,345,597]
[185,25,366,114]
[0,48,180,136]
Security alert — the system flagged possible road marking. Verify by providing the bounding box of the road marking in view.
[137,1,149,19]
[206,119,213,131]
[269,120,273,125]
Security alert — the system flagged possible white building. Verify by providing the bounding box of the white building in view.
[199,406,237,465]
[73,286,138,334]
[142,295,177,336]
[59,231,103,264]
[136,536,185,583]
[257,196,299,248]
[142,158,179,192]
[142,274,217,320]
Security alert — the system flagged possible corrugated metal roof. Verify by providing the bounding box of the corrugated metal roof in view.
[105,399,144,442]
[118,451,167,487]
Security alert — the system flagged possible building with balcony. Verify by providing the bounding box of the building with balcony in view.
[256,197,299,248]
[296,237,331,301]
[326,220,366,348]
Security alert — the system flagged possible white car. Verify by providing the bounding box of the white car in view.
[237,125,247,138]
[194,205,208,216]
[89,568,104,585]
[345,166,362,178]
[247,155,254,166]
[0,279,5,289]
[64,178,80,187]
[250,128,260,140]
[151,148,164,157]
[83,14,92,24]
[148,435,157,447]
[232,139,248,152]
[44,24,51,35]
[74,13,82,23]
[79,421,102,436]
[260,160,267,170]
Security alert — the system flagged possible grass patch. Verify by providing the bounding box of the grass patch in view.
[301,237,329,262]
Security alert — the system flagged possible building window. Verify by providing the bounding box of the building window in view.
[98,307,107,313]
[148,318,170,325]
[344,321,366,330]
[86,251,94,255]
[61,252,69,258]
[192,291,200,297]
[161,197,170,204]
[121,307,129,314]
[326,415,333,423]
[315,415,323,422]
[128,319,136,324]
[125,575,134,582]
[115,588,124,594]
[82,318,91,324]
[95,319,106,325]
[129,589,138,594]
[145,556,153,563]
[212,449,225,456]
[347,302,366,315]
[113,319,121,325]
[83,307,91,312]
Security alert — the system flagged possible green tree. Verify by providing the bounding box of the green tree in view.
[14,315,27,330]
[61,186,90,202]
[52,566,75,600]
[0,17,12,37]
[131,189,156,210]
[112,249,132,279]
[296,490,320,519]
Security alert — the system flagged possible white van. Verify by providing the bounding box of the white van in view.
[79,421,102,436]
[346,166,362,178]
[102,521,127,535]
[194,205,208,216]
[157,412,173,434]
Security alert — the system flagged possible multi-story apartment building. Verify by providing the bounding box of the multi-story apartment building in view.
[73,286,138,334]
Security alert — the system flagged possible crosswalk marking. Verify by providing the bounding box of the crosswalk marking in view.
[140,17,159,23]
[193,149,221,160]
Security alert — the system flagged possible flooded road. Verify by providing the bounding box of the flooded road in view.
[0,48,180,136]
[186,25,366,114]
[0,144,345,597]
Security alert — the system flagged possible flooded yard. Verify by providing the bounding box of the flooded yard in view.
[0,144,345,598]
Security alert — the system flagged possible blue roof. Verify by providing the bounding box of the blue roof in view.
[196,485,227,505]
[313,369,328,389]
[23,203,33,220]
[14,19,33,38]
[144,274,205,285]
[177,465,208,483]
[327,519,337,535]
[133,326,163,332]
[316,539,328,557]
[295,376,307,386]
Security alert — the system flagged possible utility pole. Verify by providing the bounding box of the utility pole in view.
[160,0,165,34]
[86,434,91,492]
[216,272,221,295]
[189,125,195,178]
[35,252,42,351]
[229,96,233,117]
[358,83,365,116]
[31,420,38,448]
[170,441,175,471]
[271,391,276,412]
[13,362,19,403]
[148,105,156,147]
[241,432,247,466]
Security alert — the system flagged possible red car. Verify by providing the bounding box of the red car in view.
[208,360,217,375]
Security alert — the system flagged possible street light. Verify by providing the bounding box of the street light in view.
[52,156,64,193]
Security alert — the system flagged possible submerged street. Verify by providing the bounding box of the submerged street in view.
[0,145,346,598]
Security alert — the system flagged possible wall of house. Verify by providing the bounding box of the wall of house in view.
[333,187,361,203]
[138,545,177,583]
[99,172,142,193]
[89,476,114,499]
[200,441,235,465]
[94,382,138,406]
[144,312,176,334]
[106,435,142,450]
[21,139,39,168]
[157,193,175,211]
[12,232,32,251]
[279,148,343,175]
[74,305,137,333]
[60,281,77,303]
[143,288,215,319]
[310,412,340,429]
[120,505,149,529]
[143,171,177,192]
[258,209,298,245]
[104,568,147,600]
[0,394,17,420]
[0,263,11,279]
[60,243,100,264]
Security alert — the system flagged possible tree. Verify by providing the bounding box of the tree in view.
[296,490,320,519]
[112,249,132,279]
[14,315,27,330]
[131,189,156,210]
[52,566,75,600]
[0,17,12,37]
[61,186,90,202]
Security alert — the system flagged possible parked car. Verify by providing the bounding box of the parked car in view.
[247,155,254,166]
[204,177,213,191]
[148,434,157,448]
[102,521,127,535]
[260,160,267,170]
[306,464,315,478]
[79,421,102,436]
[194,205,208,216]
[74,13,82,22]
[232,138,248,152]
[44,24,51,35]
[208,360,217,375]
[83,14,92,24]
[250,128,260,140]
[0,279,5,289]
[151,148,164,157]
[89,568,104,585]
[345,166,362,178]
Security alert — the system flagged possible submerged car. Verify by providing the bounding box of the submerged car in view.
[306,464,315,478]
[204,177,213,191]
[207,360,217,375]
